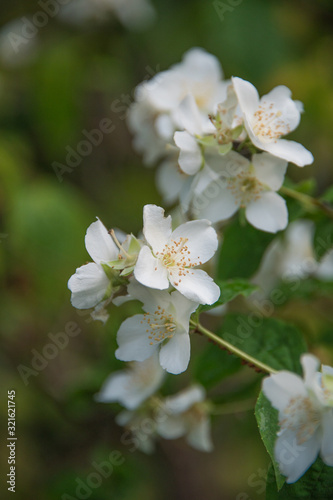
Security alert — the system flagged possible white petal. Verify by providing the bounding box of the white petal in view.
[171,269,220,305]
[157,415,187,439]
[321,410,333,466]
[171,219,218,264]
[301,354,320,387]
[164,385,205,414]
[175,94,204,135]
[134,246,169,290]
[252,153,288,191]
[155,113,175,140]
[262,372,307,412]
[68,263,109,309]
[187,418,213,452]
[156,159,187,205]
[159,332,191,374]
[261,85,300,133]
[246,192,288,233]
[263,138,314,167]
[85,218,118,264]
[182,47,223,82]
[142,204,172,253]
[174,131,202,175]
[170,290,199,330]
[316,249,333,281]
[127,279,172,313]
[232,76,260,119]
[191,181,240,223]
[115,315,158,362]
[148,70,184,111]
[275,429,321,483]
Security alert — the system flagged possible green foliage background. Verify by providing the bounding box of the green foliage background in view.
[1,0,333,499]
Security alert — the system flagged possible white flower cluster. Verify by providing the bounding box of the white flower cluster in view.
[68,204,220,375]
[263,355,333,483]
[96,354,212,453]
[128,48,314,233]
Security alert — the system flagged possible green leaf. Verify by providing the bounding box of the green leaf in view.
[217,218,275,279]
[320,185,333,204]
[193,343,241,389]
[314,216,333,259]
[218,143,232,155]
[219,315,307,373]
[266,457,333,499]
[198,279,258,313]
[255,392,285,490]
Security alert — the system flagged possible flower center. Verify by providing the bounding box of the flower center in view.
[229,170,266,207]
[280,396,321,444]
[156,237,202,286]
[252,101,290,143]
[141,307,176,345]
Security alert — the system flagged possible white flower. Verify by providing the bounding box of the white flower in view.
[68,219,141,312]
[68,218,120,310]
[251,219,333,302]
[232,77,314,167]
[95,352,165,410]
[190,150,288,233]
[156,385,213,452]
[115,280,199,374]
[134,204,220,304]
[128,48,228,166]
[146,48,228,121]
[262,354,333,483]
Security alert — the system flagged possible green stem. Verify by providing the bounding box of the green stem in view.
[280,186,333,220]
[190,320,276,374]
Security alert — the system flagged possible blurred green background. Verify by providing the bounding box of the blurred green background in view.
[1,0,333,498]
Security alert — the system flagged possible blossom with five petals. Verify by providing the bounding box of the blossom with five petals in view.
[134,204,220,304]
[115,280,199,374]
[262,354,333,483]
[232,77,313,167]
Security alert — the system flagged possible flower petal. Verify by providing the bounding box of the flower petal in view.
[171,269,220,305]
[171,219,218,264]
[115,315,158,362]
[187,418,213,452]
[252,153,288,191]
[261,85,300,133]
[134,246,169,290]
[85,218,118,264]
[232,76,260,119]
[164,385,205,414]
[321,410,333,466]
[262,371,307,413]
[170,290,199,329]
[127,279,172,313]
[175,94,204,136]
[159,332,191,374]
[142,204,172,253]
[156,159,187,205]
[263,138,314,167]
[191,181,240,223]
[157,415,187,439]
[275,429,321,483]
[174,131,202,175]
[246,192,288,233]
[68,263,110,309]
[301,354,320,387]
